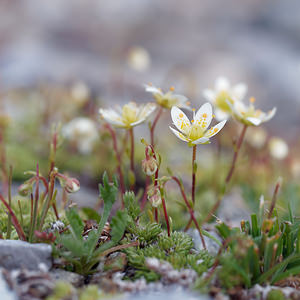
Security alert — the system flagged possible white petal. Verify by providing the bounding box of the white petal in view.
[99,108,125,127]
[191,137,210,145]
[215,108,229,121]
[215,77,230,92]
[171,106,191,133]
[169,126,189,142]
[205,120,227,138]
[232,83,247,101]
[194,102,213,130]
[138,103,157,119]
[144,84,163,95]
[262,107,276,123]
[246,117,262,126]
[171,94,189,106]
[202,89,216,103]
[130,118,147,127]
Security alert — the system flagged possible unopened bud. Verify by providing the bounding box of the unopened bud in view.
[142,157,158,176]
[18,181,34,196]
[147,187,161,208]
[65,178,80,193]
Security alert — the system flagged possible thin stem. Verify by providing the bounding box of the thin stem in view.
[0,126,8,196]
[161,191,170,236]
[105,124,125,206]
[203,124,248,223]
[6,166,12,239]
[129,128,135,174]
[192,145,197,204]
[150,107,163,146]
[172,176,206,250]
[268,178,282,219]
[225,124,248,184]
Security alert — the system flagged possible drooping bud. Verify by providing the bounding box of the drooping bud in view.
[57,173,80,193]
[142,156,158,176]
[18,180,34,196]
[65,178,80,193]
[147,186,161,208]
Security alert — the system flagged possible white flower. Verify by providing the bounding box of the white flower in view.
[62,117,98,154]
[71,81,90,105]
[169,103,226,146]
[269,137,289,160]
[228,98,276,126]
[99,101,156,129]
[127,46,151,72]
[203,77,247,120]
[145,83,190,110]
[245,127,268,149]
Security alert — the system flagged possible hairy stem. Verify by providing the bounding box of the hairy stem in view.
[172,176,206,250]
[192,145,197,204]
[161,191,170,236]
[105,124,125,206]
[150,106,163,146]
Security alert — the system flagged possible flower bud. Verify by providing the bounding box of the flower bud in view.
[142,156,158,176]
[18,180,34,196]
[147,187,161,208]
[65,178,80,193]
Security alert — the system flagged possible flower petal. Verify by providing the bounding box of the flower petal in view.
[232,83,247,101]
[194,102,213,130]
[215,77,230,92]
[191,137,210,145]
[144,84,163,95]
[246,117,262,126]
[169,126,189,142]
[262,107,276,123]
[171,106,191,133]
[205,120,227,138]
[202,89,216,103]
[138,103,157,119]
[214,108,229,121]
[99,108,125,127]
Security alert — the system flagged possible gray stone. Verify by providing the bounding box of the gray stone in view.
[49,268,84,287]
[0,240,52,271]
[188,229,221,255]
[0,271,16,300]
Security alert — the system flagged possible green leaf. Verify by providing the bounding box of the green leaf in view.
[81,207,101,223]
[110,210,128,243]
[87,172,118,257]
[59,234,84,257]
[124,191,140,221]
[66,208,84,240]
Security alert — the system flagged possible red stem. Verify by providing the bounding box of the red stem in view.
[0,127,8,196]
[192,145,197,204]
[0,194,26,241]
[150,107,163,146]
[225,124,247,184]
[172,176,206,250]
[161,192,170,236]
[105,124,125,206]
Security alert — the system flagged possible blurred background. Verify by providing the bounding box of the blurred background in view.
[0,0,300,215]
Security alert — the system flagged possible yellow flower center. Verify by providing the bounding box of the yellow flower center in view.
[122,104,137,125]
[154,92,178,109]
[187,124,204,141]
[215,91,234,112]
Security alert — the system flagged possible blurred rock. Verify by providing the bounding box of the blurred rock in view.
[49,269,84,287]
[0,240,52,271]
[0,271,16,300]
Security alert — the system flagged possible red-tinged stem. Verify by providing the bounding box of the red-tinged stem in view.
[154,208,158,223]
[0,127,8,196]
[161,191,170,236]
[6,166,12,239]
[268,179,282,218]
[49,130,57,178]
[172,176,206,250]
[129,127,135,176]
[225,124,248,184]
[0,194,26,241]
[192,145,197,204]
[150,107,163,146]
[105,124,125,206]
[203,124,248,223]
